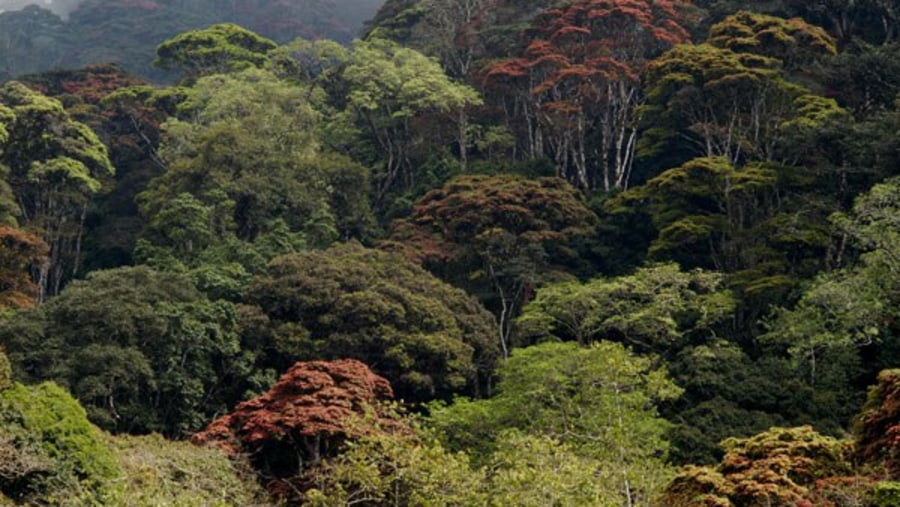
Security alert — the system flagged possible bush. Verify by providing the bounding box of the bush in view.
[874,481,900,507]
[101,433,267,506]
[0,382,118,504]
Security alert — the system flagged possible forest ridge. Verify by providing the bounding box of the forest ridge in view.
[3,0,900,505]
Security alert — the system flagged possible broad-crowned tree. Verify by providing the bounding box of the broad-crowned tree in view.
[517,262,734,354]
[154,23,277,81]
[246,242,498,402]
[429,341,682,506]
[383,173,597,357]
[0,266,246,436]
[660,426,853,506]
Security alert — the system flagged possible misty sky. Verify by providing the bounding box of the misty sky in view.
[0,0,82,19]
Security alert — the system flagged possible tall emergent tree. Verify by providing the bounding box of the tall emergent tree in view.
[154,23,278,80]
[0,81,114,297]
[639,12,839,166]
[485,0,694,190]
[340,38,483,200]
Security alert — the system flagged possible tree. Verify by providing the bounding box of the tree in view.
[154,23,277,80]
[383,173,597,357]
[0,381,119,504]
[0,266,245,436]
[640,43,842,166]
[137,68,374,284]
[194,359,400,503]
[773,0,900,46]
[485,0,694,190]
[15,65,171,272]
[761,176,900,416]
[613,154,843,326]
[660,426,853,506]
[339,38,483,201]
[246,242,498,402]
[0,348,10,391]
[517,263,734,354]
[826,41,900,119]
[619,157,780,270]
[304,413,485,506]
[852,369,900,480]
[707,10,836,72]
[429,341,682,506]
[484,431,624,506]
[0,81,114,297]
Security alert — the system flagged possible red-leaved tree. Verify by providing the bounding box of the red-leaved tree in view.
[486,0,694,190]
[0,225,49,312]
[193,359,401,500]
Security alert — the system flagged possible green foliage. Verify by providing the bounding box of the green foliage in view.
[826,42,900,117]
[0,266,246,436]
[874,482,900,507]
[640,36,843,167]
[0,348,9,391]
[102,433,265,506]
[0,382,119,503]
[517,262,734,354]
[665,340,816,463]
[338,37,482,201]
[615,155,836,322]
[305,412,620,506]
[305,414,484,506]
[429,340,681,504]
[707,10,836,69]
[0,81,114,296]
[247,242,498,402]
[154,23,277,79]
[485,431,623,506]
[762,177,900,430]
[138,68,373,279]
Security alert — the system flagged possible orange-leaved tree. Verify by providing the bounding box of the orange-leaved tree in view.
[485,0,695,191]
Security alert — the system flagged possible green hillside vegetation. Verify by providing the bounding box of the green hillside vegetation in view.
[0,359,262,506]
[4,0,900,504]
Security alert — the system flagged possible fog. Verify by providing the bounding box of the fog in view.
[0,0,82,19]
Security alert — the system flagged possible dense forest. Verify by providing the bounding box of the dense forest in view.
[3,0,900,505]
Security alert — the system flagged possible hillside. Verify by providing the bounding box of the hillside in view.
[4,0,900,505]
[0,0,384,81]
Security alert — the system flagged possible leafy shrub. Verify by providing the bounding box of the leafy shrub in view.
[101,434,267,506]
[0,382,118,503]
[874,481,900,507]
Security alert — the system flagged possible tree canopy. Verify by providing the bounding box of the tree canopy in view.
[246,242,498,402]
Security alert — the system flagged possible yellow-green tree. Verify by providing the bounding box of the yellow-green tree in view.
[0,82,114,297]
[430,341,682,506]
